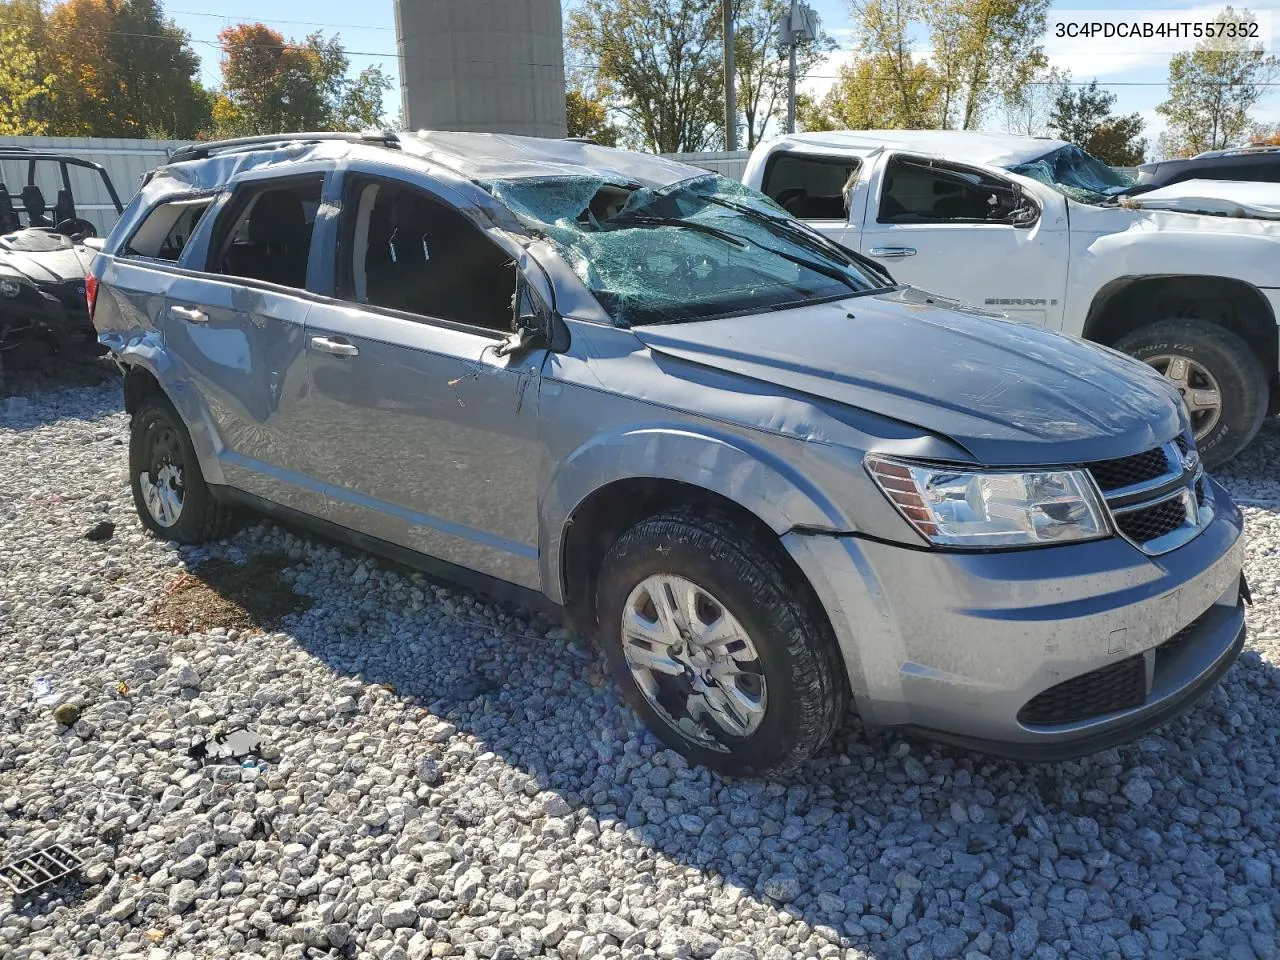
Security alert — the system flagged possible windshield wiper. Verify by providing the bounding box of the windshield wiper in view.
[605,215,747,248]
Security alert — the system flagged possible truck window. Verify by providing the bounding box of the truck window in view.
[879,156,1030,225]
[761,154,860,221]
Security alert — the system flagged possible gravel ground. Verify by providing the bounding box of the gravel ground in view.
[1,377,1278,960]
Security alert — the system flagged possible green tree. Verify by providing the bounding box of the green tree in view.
[0,0,53,135]
[799,53,943,130]
[1000,65,1068,136]
[1156,6,1278,157]
[850,0,939,127]
[733,0,834,147]
[105,0,211,137]
[925,0,1050,129]
[1049,79,1146,165]
[566,88,620,146]
[566,0,724,153]
[335,65,394,131]
[215,24,390,136]
[41,0,208,137]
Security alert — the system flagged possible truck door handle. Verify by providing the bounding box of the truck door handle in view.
[868,246,917,259]
[310,336,359,358]
[170,305,208,324]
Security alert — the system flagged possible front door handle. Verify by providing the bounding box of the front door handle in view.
[170,305,208,323]
[310,336,359,358]
[868,246,917,259]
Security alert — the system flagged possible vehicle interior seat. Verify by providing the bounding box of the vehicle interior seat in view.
[363,190,514,329]
[20,185,52,228]
[0,185,18,234]
[53,188,75,226]
[224,190,311,287]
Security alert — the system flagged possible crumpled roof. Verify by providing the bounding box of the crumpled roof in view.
[770,130,1070,168]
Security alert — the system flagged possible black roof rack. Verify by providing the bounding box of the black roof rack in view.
[168,131,401,165]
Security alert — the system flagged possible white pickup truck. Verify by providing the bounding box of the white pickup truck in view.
[743,130,1280,466]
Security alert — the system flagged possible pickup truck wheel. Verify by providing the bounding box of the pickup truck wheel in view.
[595,510,847,778]
[129,396,238,543]
[1115,319,1268,468]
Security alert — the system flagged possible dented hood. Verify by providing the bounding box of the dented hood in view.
[632,288,1184,466]
[1124,179,1280,220]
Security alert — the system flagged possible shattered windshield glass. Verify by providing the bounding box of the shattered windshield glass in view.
[1005,144,1135,204]
[482,172,891,326]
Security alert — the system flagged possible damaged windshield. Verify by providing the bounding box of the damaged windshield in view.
[482,172,891,326]
[1005,144,1135,204]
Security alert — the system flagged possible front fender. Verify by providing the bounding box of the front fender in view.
[538,423,850,604]
[1064,205,1280,332]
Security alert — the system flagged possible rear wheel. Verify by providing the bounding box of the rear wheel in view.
[130,395,237,543]
[596,510,847,778]
[1116,319,1268,468]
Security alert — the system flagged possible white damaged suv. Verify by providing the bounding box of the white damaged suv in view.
[745,130,1280,466]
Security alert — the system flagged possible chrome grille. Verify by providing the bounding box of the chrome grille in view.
[1087,439,1210,556]
[1089,447,1174,492]
[1115,497,1190,543]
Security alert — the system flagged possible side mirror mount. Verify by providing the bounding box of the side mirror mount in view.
[496,324,537,358]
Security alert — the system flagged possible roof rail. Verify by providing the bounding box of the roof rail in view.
[168,131,401,165]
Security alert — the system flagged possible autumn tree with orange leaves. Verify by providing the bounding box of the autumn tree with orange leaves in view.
[212,23,391,137]
[43,0,210,137]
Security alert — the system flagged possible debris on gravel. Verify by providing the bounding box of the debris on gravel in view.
[2,382,1279,960]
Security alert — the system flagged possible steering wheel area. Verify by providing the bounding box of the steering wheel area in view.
[55,217,97,240]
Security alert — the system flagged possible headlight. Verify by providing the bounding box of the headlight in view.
[0,278,21,298]
[866,456,1109,548]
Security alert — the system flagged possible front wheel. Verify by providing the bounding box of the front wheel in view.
[1115,319,1269,468]
[595,510,847,778]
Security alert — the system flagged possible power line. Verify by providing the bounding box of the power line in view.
[4,15,1278,89]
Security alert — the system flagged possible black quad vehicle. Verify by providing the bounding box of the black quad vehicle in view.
[0,148,124,360]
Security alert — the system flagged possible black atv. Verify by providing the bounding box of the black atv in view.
[0,148,125,361]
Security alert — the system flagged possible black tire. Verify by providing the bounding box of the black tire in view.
[129,394,238,543]
[1115,319,1268,469]
[596,509,847,778]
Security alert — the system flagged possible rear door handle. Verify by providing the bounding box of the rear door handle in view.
[170,305,208,323]
[310,336,359,358]
[868,246,917,259]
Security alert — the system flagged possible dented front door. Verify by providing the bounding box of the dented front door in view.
[298,302,547,590]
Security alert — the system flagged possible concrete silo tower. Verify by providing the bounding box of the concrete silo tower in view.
[394,0,568,138]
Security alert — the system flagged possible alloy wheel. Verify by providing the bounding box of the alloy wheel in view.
[619,574,767,751]
[139,425,185,527]
[1146,353,1223,441]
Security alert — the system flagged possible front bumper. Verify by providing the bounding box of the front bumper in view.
[785,476,1246,760]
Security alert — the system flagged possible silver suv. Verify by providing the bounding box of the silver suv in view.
[90,131,1248,776]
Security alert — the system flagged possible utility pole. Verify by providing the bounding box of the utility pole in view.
[778,1,819,135]
[724,0,737,152]
[787,1,798,135]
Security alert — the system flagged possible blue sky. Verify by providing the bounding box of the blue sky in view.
[168,0,1280,146]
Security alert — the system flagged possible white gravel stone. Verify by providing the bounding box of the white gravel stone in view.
[3,377,1280,960]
